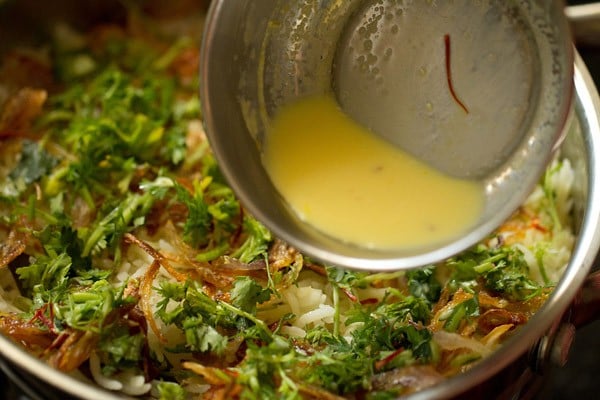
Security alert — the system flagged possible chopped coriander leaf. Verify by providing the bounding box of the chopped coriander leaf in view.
[100,327,145,367]
[301,336,373,394]
[175,181,211,248]
[230,276,272,315]
[9,140,58,186]
[345,297,432,358]
[0,6,574,399]
[326,266,370,291]
[406,266,442,304]
[448,246,542,301]
[36,223,91,274]
[206,186,240,231]
[231,216,272,263]
[299,295,434,395]
[155,280,237,353]
[80,176,172,257]
[441,296,479,332]
[71,268,112,286]
[482,259,542,301]
[366,389,404,400]
[182,317,228,354]
[16,249,71,302]
[156,280,221,326]
[58,280,115,332]
[175,176,241,253]
[156,278,278,355]
[235,341,299,399]
[156,381,186,400]
[41,65,186,201]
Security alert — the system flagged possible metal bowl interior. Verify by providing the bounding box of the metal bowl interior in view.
[201,0,575,270]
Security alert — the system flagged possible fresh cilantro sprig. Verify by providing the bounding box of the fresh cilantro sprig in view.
[439,296,480,332]
[155,280,231,354]
[156,381,187,400]
[5,140,58,197]
[235,339,300,400]
[230,216,272,264]
[41,62,189,202]
[155,277,273,355]
[80,176,173,257]
[447,245,542,301]
[406,266,442,304]
[16,249,71,304]
[299,294,434,395]
[175,177,241,252]
[231,276,272,315]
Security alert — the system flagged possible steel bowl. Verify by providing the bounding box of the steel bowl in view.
[200,0,575,271]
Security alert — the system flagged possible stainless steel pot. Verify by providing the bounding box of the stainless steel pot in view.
[0,2,600,399]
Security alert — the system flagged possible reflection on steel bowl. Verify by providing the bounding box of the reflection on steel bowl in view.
[0,1,600,400]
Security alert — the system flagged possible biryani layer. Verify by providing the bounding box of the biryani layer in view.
[0,3,574,400]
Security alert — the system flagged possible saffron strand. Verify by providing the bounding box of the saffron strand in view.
[444,34,469,114]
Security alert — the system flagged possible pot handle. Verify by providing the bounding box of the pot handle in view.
[567,3,600,47]
[528,270,600,371]
[569,269,600,328]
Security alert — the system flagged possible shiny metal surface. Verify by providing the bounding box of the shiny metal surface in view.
[0,2,599,400]
[407,52,600,400]
[567,3,600,46]
[200,0,574,271]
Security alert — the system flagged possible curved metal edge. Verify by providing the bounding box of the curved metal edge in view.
[200,0,577,272]
[566,3,600,22]
[567,3,600,47]
[1,3,598,399]
[1,52,597,400]
[403,52,600,400]
[0,335,126,400]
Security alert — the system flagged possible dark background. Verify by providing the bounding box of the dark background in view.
[535,1,600,397]
[1,1,600,399]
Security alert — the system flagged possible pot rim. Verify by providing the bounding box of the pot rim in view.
[405,52,600,400]
[0,48,599,400]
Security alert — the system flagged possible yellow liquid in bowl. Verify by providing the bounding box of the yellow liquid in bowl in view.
[262,95,484,250]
